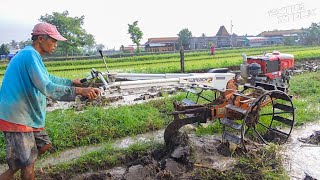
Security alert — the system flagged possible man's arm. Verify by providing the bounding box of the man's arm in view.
[45,83,100,101]
[49,74,84,87]
[48,74,72,86]
[27,56,100,101]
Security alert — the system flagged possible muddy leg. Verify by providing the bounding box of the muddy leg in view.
[38,143,52,155]
[21,163,35,180]
[0,168,19,180]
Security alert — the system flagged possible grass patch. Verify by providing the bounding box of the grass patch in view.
[36,141,163,179]
[191,144,289,180]
[45,98,174,151]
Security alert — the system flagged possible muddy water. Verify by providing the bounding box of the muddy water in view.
[189,134,235,171]
[1,120,318,179]
[281,121,320,180]
[0,130,165,174]
[46,86,179,112]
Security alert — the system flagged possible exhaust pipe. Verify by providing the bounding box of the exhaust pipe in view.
[240,53,249,82]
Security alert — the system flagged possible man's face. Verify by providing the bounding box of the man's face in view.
[38,35,58,54]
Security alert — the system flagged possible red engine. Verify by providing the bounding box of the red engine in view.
[242,51,294,88]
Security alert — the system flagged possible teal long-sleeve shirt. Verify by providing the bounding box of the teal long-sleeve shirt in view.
[0,46,76,128]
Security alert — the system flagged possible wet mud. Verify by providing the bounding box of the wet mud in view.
[2,120,319,179]
[281,121,320,180]
[65,131,236,180]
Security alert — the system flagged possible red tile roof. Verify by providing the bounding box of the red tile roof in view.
[145,37,179,44]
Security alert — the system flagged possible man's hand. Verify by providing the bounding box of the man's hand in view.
[72,78,83,87]
[76,87,101,100]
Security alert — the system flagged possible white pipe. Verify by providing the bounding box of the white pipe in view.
[107,78,180,87]
[101,72,193,79]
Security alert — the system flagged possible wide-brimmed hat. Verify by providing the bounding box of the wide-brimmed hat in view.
[31,22,67,41]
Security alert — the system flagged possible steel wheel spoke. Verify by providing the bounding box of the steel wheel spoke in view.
[254,127,268,144]
[260,111,291,116]
[244,127,250,135]
[257,121,269,129]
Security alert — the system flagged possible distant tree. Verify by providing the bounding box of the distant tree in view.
[19,39,32,49]
[39,10,96,56]
[177,28,192,50]
[96,44,105,51]
[120,45,125,51]
[82,45,95,55]
[0,44,10,56]
[201,33,207,49]
[300,22,320,45]
[10,40,19,49]
[283,37,295,46]
[127,21,143,53]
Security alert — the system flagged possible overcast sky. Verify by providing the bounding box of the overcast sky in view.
[0,0,319,49]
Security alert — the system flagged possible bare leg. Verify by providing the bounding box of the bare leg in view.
[38,143,52,155]
[21,163,35,180]
[0,168,19,180]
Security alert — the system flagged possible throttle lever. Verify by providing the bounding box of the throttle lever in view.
[80,69,98,84]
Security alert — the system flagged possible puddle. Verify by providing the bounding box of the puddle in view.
[65,129,236,180]
[281,121,320,180]
[46,86,179,112]
[189,134,235,171]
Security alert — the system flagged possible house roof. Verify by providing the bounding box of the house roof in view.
[216,26,230,36]
[246,36,270,43]
[123,47,134,50]
[145,37,179,45]
[258,29,302,36]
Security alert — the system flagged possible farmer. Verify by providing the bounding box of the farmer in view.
[0,22,101,180]
[210,44,215,55]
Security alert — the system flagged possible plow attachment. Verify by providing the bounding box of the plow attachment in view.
[164,81,295,150]
[164,107,208,146]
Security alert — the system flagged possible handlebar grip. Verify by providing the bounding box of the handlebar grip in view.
[98,50,103,57]
[80,78,87,83]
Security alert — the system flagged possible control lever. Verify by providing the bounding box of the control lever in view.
[98,49,109,73]
[79,68,109,101]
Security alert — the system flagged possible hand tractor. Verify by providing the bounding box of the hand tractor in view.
[81,50,296,151]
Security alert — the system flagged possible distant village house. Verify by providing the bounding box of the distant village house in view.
[144,37,179,52]
[143,26,303,52]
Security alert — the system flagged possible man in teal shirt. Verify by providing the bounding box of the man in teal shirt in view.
[0,22,101,180]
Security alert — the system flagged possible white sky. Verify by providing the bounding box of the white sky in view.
[0,0,319,49]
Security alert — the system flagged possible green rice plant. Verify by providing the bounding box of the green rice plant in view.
[290,71,320,97]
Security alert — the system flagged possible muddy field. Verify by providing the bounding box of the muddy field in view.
[1,102,319,179]
[25,120,319,180]
[2,61,320,179]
